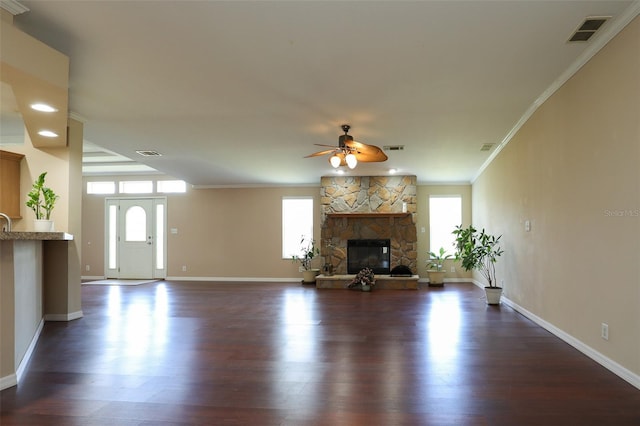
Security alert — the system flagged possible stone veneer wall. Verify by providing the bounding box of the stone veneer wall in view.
[320,176,418,275]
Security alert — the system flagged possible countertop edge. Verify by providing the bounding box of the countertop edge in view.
[0,232,74,241]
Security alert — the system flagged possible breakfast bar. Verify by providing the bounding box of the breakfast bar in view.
[0,231,78,389]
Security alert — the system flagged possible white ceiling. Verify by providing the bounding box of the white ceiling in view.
[10,0,639,186]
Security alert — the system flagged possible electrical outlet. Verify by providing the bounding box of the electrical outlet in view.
[601,323,609,340]
[85,265,90,271]
[182,265,187,272]
[450,266,455,273]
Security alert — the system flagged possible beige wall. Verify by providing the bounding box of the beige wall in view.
[82,179,322,279]
[82,180,473,280]
[472,17,639,375]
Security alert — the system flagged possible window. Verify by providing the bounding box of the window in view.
[282,197,314,259]
[108,204,117,269]
[157,180,187,193]
[87,181,115,194]
[125,206,147,241]
[119,180,152,194]
[429,195,462,256]
[156,203,165,269]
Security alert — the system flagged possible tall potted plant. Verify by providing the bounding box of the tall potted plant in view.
[452,225,504,304]
[292,236,320,283]
[26,172,59,232]
[426,247,453,287]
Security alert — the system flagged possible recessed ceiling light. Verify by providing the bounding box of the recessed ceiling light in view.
[38,130,58,137]
[31,103,58,112]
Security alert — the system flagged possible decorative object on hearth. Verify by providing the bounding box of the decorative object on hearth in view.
[323,240,336,276]
[347,267,375,291]
[427,247,453,287]
[305,124,387,170]
[26,171,59,232]
[452,225,504,304]
[390,264,413,277]
[292,236,321,283]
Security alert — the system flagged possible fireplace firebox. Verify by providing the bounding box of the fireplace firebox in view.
[347,239,391,274]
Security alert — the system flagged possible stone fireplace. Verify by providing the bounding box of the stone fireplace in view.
[320,176,417,275]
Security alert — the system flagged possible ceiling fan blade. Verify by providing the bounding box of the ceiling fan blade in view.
[345,140,388,162]
[305,149,336,158]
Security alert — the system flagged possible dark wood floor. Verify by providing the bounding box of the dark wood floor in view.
[2,281,639,425]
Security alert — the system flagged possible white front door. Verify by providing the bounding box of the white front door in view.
[105,198,166,279]
[119,199,154,278]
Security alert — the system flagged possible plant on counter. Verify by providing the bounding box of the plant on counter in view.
[25,172,59,220]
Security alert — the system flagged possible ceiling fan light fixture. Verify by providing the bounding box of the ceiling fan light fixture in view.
[345,153,357,169]
[330,154,342,168]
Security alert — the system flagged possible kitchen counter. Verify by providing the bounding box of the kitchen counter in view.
[0,231,73,241]
[1,232,80,390]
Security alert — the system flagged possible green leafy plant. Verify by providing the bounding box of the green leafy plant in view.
[25,172,59,220]
[291,236,320,271]
[452,225,504,287]
[427,247,453,271]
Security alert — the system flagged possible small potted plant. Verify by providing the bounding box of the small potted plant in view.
[292,236,320,283]
[26,172,59,232]
[452,225,504,304]
[426,247,453,287]
[347,267,375,291]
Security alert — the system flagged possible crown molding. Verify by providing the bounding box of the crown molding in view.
[472,0,640,184]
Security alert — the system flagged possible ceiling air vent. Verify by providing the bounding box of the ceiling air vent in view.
[568,16,610,42]
[480,143,495,152]
[135,150,162,157]
[383,145,404,151]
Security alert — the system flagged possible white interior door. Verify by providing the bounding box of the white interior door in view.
[118,199,154,278]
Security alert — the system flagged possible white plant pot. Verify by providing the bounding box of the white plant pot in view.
[302,269,320,283]
[484,287,503,305]
[34,219,54,232]
[427,270,446,286]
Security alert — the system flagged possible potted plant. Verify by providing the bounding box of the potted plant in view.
[25,172,59,232]
[426,247,453,287]
[452,225,504,304]
[292,236,320,283]
[347,267,375,292]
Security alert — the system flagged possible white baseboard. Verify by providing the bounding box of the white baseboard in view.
[81,275,105,281]
[501,296,640,390]
[467,279,640,390]
[166,277,474,284]
[44,310,83,322]
[0,374,17,391]
[165,276,301,283]
[16,318,44,384]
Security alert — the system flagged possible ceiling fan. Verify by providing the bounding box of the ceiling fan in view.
[305,124,388,169]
